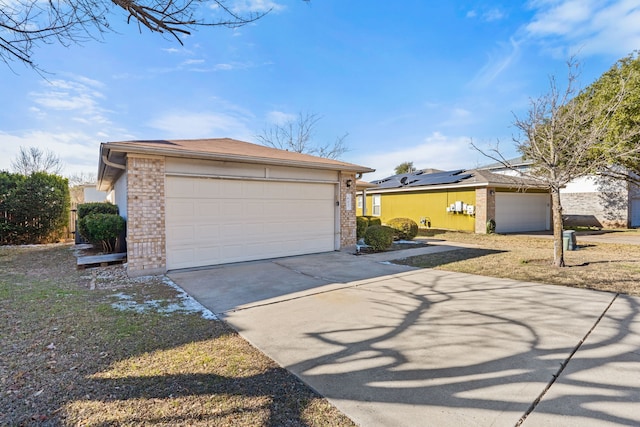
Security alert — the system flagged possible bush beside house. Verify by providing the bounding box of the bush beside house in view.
[356,216,382,239]
[386,217,418,240]
[77,202,125,253]
[364,225,396,251]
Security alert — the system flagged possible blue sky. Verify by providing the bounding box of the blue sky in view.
[1,0,639,181]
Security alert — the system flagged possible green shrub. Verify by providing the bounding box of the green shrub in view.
[366,216,382,227]
[77,202,118,219]
[0,171,70,245]
[356,216,369,239]
[364,225,395,251]
[386,217,418,240]
[78,213,125,253]
[486,219,496,234]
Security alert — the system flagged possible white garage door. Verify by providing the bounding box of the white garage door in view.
[495,192,550,233]
[166,176,336,270]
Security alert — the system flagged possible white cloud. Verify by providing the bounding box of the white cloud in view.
[469,38,521,88]
[525,0,640,56]
[0,74,133,177]
[0,130,103,176]
[466,7,506,22]
[265,110,296,125]
[147,111,254,140]
[231,0,285,14]
[29,76,112,124]
[357,132,480,181]
[484,9,506,21]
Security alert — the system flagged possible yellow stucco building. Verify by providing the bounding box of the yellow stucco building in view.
[357,169,551,234]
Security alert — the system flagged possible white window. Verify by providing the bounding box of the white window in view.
[356,195,363,209]
[372,194,381,216]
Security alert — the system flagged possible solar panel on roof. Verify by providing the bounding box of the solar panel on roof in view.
[370,169,472,189]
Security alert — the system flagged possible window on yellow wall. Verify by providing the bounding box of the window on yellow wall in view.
[372,194,381,216]
[356,195,363,209]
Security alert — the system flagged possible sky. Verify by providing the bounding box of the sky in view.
[1,0,640,181]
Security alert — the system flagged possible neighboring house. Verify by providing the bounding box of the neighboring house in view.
[70,183,108,207]
[356,169,551,234]
[480,157,640,228]
[97,138,373,276]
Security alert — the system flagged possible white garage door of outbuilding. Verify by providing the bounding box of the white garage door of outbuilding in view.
[495,192,550,233]
[165,176,337,270]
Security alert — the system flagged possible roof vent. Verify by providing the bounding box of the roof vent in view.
[400,177,408,185]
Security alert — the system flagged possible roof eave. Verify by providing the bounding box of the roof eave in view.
[367,181,549,193]
[97,142,375,190]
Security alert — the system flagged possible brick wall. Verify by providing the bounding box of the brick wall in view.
[562,191,628,228]
[340,172,357,248]
[126,155,166,276]
[475,187,496,234]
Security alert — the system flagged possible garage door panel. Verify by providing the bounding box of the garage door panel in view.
[196,201,220,217]
[167,225,195,245]
[166,177,337,270]
[166,177,196,197]
[195,179,221,198]
[167,199,195,218]
[495,193,550,233]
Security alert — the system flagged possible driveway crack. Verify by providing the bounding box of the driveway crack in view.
[515,292,619,426]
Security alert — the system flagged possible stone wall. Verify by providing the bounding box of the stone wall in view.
[126,155,166,276]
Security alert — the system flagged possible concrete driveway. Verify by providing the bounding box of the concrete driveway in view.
[169,246,640,427]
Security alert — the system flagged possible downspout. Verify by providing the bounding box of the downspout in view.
[102,153,126,170]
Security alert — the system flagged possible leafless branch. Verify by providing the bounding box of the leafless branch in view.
[0,0,270,70]
[256,112,349,160]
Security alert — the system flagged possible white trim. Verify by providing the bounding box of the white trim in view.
[372,194,381,216]
[165,171,338,185]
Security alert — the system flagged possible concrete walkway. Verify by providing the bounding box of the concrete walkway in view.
[169,246,640,427]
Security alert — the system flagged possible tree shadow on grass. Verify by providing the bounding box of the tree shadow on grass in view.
[394,247,506,268]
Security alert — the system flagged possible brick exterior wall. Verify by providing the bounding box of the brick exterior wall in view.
[475,187,496,234]
[561,191,629,228]
[126,155,166,276]
[340,172,357,248]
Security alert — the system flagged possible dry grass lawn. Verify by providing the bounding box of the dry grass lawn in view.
[0,244,355,426]
[394,230,640,296]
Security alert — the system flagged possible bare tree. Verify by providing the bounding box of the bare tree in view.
[11,146,64,175]
[256,112,349,160]
[474,59,640,267]
[67,171,97,186]
[0,0,289,70]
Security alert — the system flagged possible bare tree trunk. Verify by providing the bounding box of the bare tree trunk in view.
[551,188,565,267]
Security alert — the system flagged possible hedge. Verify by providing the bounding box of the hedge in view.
[77,202,118,218]
[364,225,395,251]
[356,216,382,239]
[0,171,70,245]
[78,213,125,253]
[386,217,418,240]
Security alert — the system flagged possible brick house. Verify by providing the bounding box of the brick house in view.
[97,138,373,276]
